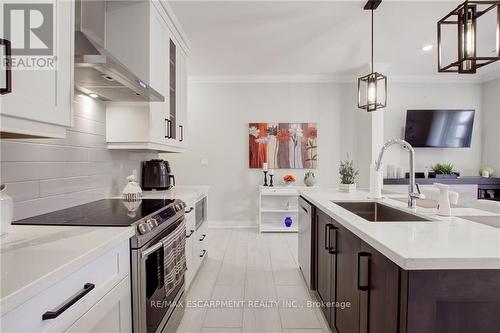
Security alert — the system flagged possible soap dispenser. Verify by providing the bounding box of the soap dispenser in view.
[434,183,459,216]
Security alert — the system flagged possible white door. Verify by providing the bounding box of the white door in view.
[176,47,188,148]
[149,4,169,145]
[0,0,73,135]
[64,277,132,333]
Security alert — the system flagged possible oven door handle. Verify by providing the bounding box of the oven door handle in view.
[141,241,163,259]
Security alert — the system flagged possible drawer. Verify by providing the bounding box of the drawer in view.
[1,241,130,333]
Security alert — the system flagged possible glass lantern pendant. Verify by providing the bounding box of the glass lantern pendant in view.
[438,1,500,74]
[358,2,387,112]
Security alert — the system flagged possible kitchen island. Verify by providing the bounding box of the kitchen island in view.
[299,188,500,333]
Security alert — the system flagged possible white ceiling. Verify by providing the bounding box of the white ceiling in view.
[170,0,500,79]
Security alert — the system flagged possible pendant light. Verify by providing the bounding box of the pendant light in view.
[358,0,387,112]
[438,1,500,74]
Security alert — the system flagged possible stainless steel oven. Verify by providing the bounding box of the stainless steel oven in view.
[131,202,187,333]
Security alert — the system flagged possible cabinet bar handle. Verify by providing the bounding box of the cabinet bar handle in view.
[324,224,331,250]
[199,249,207,258]
[42,283,95,320]
[301,205,308,213]
[179,125,184,142]
[199,234,206,241]
[0,39,12,95]
[185,207,194,214]
[357,252,371,291]
[186,229,194,238]
[165,119,170,138]
[328,226,338,254]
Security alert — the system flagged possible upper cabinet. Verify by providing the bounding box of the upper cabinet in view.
[105,0,190,152]
[0,0,74,138]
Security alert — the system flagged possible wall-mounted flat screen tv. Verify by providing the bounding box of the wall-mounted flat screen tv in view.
[404,110,475,148]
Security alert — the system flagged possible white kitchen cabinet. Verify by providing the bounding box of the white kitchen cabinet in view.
[0,0,73,138]
[184,203,196,289]
[0,241,131,333]
[64,277,132,333]
[184,195,208,290]
[105,0,189,152]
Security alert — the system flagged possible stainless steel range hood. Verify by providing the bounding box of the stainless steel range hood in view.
[74,0,164,102]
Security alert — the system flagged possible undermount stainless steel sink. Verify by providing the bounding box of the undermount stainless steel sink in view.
[332,201,432,222]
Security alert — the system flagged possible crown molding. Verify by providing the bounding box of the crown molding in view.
[188,73,493,84]
[188,75,355,84]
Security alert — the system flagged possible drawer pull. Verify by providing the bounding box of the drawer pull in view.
[185,207,194,214]
[186,229,194,238]
[199,234,206,241]
[200,250,207,258]
[42,283,95,320]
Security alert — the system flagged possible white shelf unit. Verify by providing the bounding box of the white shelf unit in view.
[259,186,301,233]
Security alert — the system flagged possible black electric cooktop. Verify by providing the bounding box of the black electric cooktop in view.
[12,199,176,227]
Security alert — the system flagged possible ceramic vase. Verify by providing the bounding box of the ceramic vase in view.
[304,172,316,187]
[339,183,356,193]
[284,216,293,227]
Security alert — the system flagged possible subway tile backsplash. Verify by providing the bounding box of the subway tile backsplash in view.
[0,95,157,221]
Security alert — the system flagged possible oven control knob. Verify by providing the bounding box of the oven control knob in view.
[174,203,182,212]
[147,218,158,229]
[137,222,152,235]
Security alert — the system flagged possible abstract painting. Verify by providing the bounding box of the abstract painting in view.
[249,123,317,169]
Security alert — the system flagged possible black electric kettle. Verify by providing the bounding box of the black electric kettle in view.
[141,159,175,190]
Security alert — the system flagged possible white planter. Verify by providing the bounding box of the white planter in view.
[339,183,357,193]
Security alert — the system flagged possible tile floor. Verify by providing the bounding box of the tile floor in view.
[177,228,330,333]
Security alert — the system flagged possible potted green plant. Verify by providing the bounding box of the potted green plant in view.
[339,158,359,192]
[432,163,458,179]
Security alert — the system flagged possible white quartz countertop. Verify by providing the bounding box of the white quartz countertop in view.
[141,185,209,205]
[0,225,134,315]
[300,188,500,270]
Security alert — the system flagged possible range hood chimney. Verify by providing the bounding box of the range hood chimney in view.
[74,0,164,102]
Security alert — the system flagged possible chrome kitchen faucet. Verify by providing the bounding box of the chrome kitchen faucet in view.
[375,139,424,209]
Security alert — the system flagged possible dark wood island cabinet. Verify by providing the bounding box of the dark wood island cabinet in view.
[311,205,500,333]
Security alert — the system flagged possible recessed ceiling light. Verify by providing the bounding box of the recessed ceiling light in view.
[88,93,98,98]
[422,45,433,52]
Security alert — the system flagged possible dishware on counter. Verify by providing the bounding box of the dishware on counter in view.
[386,165,396,178]
[396,167,404,179]
[284,216,293,227]
[304,171,316,187]
[122,173,143,202]
[142,159,175,190]
[283,175,296,187]
[0,184,13,235]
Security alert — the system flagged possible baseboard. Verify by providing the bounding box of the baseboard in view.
[208,220,258,229]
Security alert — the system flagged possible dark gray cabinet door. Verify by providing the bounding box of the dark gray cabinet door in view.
[334,224,361,333]
[360,242,400,333]
[315,209,333,323]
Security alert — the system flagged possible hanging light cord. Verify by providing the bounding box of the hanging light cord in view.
[371,7,374,73]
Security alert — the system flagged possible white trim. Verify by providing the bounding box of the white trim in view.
[155,0,191,54]
[208,220,258,229]
[188,73,497,84]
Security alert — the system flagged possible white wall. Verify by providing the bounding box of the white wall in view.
[382,82,483,177]
[0,95,156,221]
[481,78,500,175]
[164,82,366,225]
[166,80,486,225]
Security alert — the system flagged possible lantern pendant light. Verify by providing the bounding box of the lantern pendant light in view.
[358,1,387,112]
[438,1,500,74]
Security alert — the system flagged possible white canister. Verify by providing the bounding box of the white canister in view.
[386,165,396,179]
[0,184,13,235]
